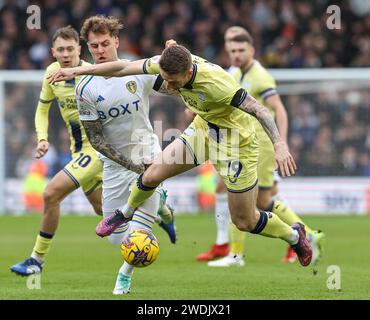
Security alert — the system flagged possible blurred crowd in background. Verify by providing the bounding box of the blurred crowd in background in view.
[1,0,370,68]
[1,0,370,178]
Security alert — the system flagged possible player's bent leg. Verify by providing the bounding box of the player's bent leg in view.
[259,187,322,264]
[129,137,196,209]
[10,170,77,276]
[257,188,296,263]
[41,170,77,233]
[228,185,312,266]
[96,138,197,237]
[142,139,197,186]
[227,184,259,231]
[86,187,103,216]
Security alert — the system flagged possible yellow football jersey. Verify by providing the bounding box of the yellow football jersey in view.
[144,55,260,191]
[35,60,92,154]
[143,55,256,144]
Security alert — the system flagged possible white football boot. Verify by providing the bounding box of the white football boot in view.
[113,272,132,295]
[207,253,245,267]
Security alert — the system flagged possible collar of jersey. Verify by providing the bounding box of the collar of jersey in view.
[240,60,256,82]
[183,63,198,89]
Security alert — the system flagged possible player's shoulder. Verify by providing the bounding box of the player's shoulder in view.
[75,74,95,98]
[199,60,235,83]
[196,58,226,76]
[227,65,241,76]
[252,60,274,79]
[196,61,240,97]
[191,54,208,65]
[45,61,61,75]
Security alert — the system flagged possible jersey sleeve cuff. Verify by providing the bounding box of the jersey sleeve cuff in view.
[152,75,164,91]
[230,88,248,107]
[142,59,149,74]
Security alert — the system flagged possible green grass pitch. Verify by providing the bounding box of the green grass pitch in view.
[0,214,369,300]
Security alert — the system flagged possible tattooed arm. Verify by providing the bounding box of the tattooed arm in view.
[237,94,297,177]
[81,119,146,174]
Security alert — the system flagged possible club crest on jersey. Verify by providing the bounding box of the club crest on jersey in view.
[126,81,137,94]
[198,92,206,101]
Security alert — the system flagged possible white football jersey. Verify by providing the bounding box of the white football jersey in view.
[76,73,163,165]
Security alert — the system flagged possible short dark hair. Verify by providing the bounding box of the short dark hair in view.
[80,15,123,42]
[229,33,254,46]
[52,26,79,44]
[159,45,192,75]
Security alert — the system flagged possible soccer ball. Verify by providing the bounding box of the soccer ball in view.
[120,229,159,267]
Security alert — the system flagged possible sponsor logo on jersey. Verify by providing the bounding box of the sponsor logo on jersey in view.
[126,81,137,94]
[96,95,105,103]
[97,100,141,120]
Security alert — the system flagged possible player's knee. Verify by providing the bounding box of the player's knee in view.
[43,186,61,207]
[232,216,255,232]
[233,220,252,232]
[232,211,260,232]
[142,168,162,187]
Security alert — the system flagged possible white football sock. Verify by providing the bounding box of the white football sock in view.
[31,252,45,264]
[119,261,134,277]
[108,222,130,247]
[130,211,155,232]
[215,193,230,245]
[287,229,299,245]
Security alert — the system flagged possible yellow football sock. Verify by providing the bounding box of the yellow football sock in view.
[32,234,52,257]
[252,211,294,242]
[127,175,156,209]
[272,200,313,234]
[230,223,246,254]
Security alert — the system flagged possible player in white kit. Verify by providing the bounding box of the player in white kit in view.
[76,16,174,294]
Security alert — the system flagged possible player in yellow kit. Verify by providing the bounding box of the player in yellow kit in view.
[200,27,324,268]
[10,26,103,276]
[49,42,313,267]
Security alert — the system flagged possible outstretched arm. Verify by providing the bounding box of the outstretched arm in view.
[81,119,146,174]
[265,94,288,144]
[237,94,297,177]
[48,59,147,84]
